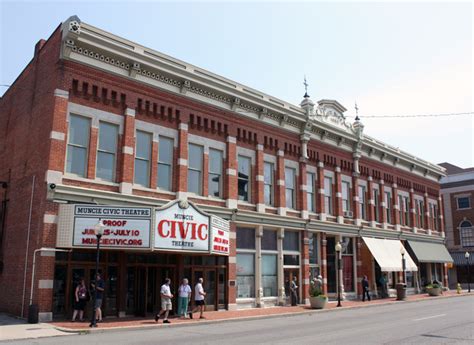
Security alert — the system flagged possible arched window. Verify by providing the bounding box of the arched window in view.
[459,220,473,247]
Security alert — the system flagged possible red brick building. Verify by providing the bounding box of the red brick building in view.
[440,163,474,288]
[0,16,452,321]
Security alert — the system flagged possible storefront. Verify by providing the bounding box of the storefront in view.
[53,201,229,319]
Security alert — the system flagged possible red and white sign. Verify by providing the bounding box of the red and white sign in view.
[210,216,230,255]
[73,206,151,249]
[154,201,210,252]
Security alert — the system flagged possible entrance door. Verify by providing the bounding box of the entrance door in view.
[193,269,216,311]
[284,268,300,305]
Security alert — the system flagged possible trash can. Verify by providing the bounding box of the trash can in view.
[396,283,407,301]
[28,304,39,324]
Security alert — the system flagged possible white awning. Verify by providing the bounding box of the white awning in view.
[363,237,418,272]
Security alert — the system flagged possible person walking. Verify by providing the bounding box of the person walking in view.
[177,278,192,319]
[362,275,371,302]
[90,272,105,322]
[155,278,173,324]
[290,276,298,306]
[190,277,206,319]
[72,278,88,322]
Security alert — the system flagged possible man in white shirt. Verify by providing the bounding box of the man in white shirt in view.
[155,278,173,324]
[190,277,206,319]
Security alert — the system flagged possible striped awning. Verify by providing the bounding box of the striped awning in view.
[450,251,474,266]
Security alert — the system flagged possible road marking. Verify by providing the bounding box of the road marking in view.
[413,314,446,321]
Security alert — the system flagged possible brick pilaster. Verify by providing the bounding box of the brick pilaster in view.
[423,192,431,231]
[380,180,387,225]
[299,159,307,216]
[225,129,237,208]
[335,166,343,222]
[228,222,237,308]
[47,89,69,180]
[150,139,158,189]
[119,107,136,194]
[202,150,209,197]
[275,149,286,214]
[409,189,417,231]
[86,126,98,179]
[392,184,400,228]
[438,195,445,235]
[356,237,363,297]
[367,176,375,223]
[301,230,310,304]
[176,120,189,194]
[352,174,360,221]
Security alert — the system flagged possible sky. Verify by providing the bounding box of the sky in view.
[0,1,472,168]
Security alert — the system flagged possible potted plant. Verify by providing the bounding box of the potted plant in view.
[426,283,442,296]
[309,285,328,309]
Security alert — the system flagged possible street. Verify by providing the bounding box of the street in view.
[5,295,474,345]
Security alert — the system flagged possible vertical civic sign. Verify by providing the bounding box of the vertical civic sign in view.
[154,201,210,252]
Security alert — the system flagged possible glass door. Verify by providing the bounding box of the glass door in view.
[193,269,217,311]
[284,268,300,305]
[218,268,226,309]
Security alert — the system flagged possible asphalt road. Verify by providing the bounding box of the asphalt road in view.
[6,295,474,345]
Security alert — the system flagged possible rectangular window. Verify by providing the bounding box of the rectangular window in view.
[264,162,274,206]
[96,122,118,181]
[261,230,277,251]
[285,167,296,209]
[342,181,350,212]
[236,253,255,298]
[66,115,90,177]
[358,186,366,220]
[416,200,424,228]
[157,136,173,191]
[188,144,203,195]
[283,231,299,251]
[374,189,380,222]
[399,195,410,226]
[306,172,315,212]
[324,177,333,215]
[385,191,392,223]
[238,156,251,202]
[404,196,410,226]
[262,254,277,297]
[432,204,439,230]
[460,225,474,247]
[208,149,223,198]
[134,131,152,187]
[236,228,255,249]
[308,232,318,265]
[457,197,470,209]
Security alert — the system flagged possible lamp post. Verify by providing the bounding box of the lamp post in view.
[90,219,105,328]
[465,252,471,293]
[400,246,406,285]
[335,241,342,307]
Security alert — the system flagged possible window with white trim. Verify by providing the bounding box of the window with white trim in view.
[324,177,333,215]
[96,122,118,181]
[285,167,296,209]
[385,191,392,223]
[457,197,471,210]
[342,181,350,213]
[238,156,251,202]
[208,149,223,198]
[236,227,256,298]
[358,186,367,220]
[460,220,474,247]
[261,229,278,297]
[188,143,203,195]
[264,162,274,206]
[134,131,152,187]
[306,172,315,212]
[157,136,173,191]
[66,115,90,177]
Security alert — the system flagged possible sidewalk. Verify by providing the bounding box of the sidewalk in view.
[50,291,472,334]
[0,313,73,342]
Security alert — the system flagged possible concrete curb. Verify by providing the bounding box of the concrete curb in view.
[52,293,473,335]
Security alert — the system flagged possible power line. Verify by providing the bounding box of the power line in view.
[1,83,473,119]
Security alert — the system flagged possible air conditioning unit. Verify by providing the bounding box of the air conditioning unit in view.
[344,211,353,218]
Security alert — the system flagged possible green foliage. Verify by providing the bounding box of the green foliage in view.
[309,285,327,298]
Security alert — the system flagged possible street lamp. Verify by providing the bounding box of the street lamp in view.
[465,252,471,293]
[400,246,406,285]
[90,219,105,328]
[335,241,342,307]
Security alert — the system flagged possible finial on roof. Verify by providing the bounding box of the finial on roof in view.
[355,101,360,121]
[303,76,309,98]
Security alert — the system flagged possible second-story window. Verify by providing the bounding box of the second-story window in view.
[238,156,251,202]
[358,186,367,220]
[431,203,439,230]
[399,195,410,226]
[342,181,350,213]
[208,149,223,198]
[134,131,152,187]
[264,162,274,206]
[157,136,173,191]
[307,172,315,212]
[285,167,296,209]
[385,191,392,223]
[66,115,90,177]
[416,199,424,228]
[374,189,380,222]
[96,122,118,182]
[324,177,333,215]
[188,144,203,195]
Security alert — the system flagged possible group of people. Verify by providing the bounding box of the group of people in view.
[72,273,104,322]
[155,277,207,324]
